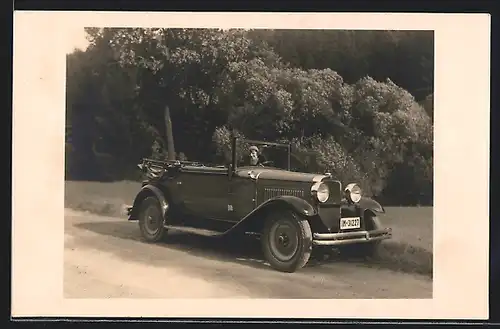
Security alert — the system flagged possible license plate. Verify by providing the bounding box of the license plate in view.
[340,217,361,230]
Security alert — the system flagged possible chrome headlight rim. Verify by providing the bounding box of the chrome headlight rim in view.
[344,183,362,203]
[311,182,330,203]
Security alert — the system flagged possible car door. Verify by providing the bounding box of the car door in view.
[227,172,258,222]
[178,166,231,221]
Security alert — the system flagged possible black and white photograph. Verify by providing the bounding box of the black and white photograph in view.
[12,12,490,319]
[63,26,435,299]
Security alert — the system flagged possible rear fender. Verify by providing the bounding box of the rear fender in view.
[129,184,169,221]
[227,195,317,235]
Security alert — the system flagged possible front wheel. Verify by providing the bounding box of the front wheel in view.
[138,196,168,242]
[261,210,313,273]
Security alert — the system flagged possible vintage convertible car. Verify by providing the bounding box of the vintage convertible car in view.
[125,134,392,273]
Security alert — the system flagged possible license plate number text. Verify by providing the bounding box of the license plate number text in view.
[340,217,361,230]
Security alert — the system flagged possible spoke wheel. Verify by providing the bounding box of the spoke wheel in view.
[262,210,312,273]
[138,196,167,242]
[268,219,299,262]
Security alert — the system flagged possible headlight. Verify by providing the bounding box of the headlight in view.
[345,183,362,203]
[311,182,330,203]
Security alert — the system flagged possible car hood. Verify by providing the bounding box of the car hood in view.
[235,166,329,183]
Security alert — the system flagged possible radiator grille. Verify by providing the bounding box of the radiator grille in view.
[263,187,305,201]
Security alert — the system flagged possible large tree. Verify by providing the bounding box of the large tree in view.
[66,28,434,205]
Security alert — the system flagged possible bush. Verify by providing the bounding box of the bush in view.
[66,28,433,205]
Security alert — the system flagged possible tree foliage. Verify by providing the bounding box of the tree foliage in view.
[66,28,434,205]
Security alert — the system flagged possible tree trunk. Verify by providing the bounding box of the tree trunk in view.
[164,105,176,161]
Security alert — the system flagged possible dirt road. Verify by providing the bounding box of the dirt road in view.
[64,209,432,299]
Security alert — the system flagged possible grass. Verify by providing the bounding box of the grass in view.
[64,180,433,277]
[377,206,433,277]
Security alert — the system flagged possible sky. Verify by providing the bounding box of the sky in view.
[63,26,241,54]
[65,27,89,54]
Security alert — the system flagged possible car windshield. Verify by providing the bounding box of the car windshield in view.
[258,145,290,170]
[239,140,319,173]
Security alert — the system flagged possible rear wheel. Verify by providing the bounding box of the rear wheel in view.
[138,196,168,242]
[261,210,312,273]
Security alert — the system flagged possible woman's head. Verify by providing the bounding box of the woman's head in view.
[249,145,259,165]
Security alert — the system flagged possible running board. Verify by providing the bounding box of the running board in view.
[164,225,261,238]
[164,225,224,237]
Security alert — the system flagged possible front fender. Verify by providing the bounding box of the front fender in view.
[129,184,169,220]
[223,195,317,236]
[356,196,385,213]
[261,195,318,217]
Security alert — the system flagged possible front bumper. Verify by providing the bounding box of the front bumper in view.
[312,228,392,246]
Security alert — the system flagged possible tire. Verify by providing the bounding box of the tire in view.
[261,210,313,273]
[138,196,168,242]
